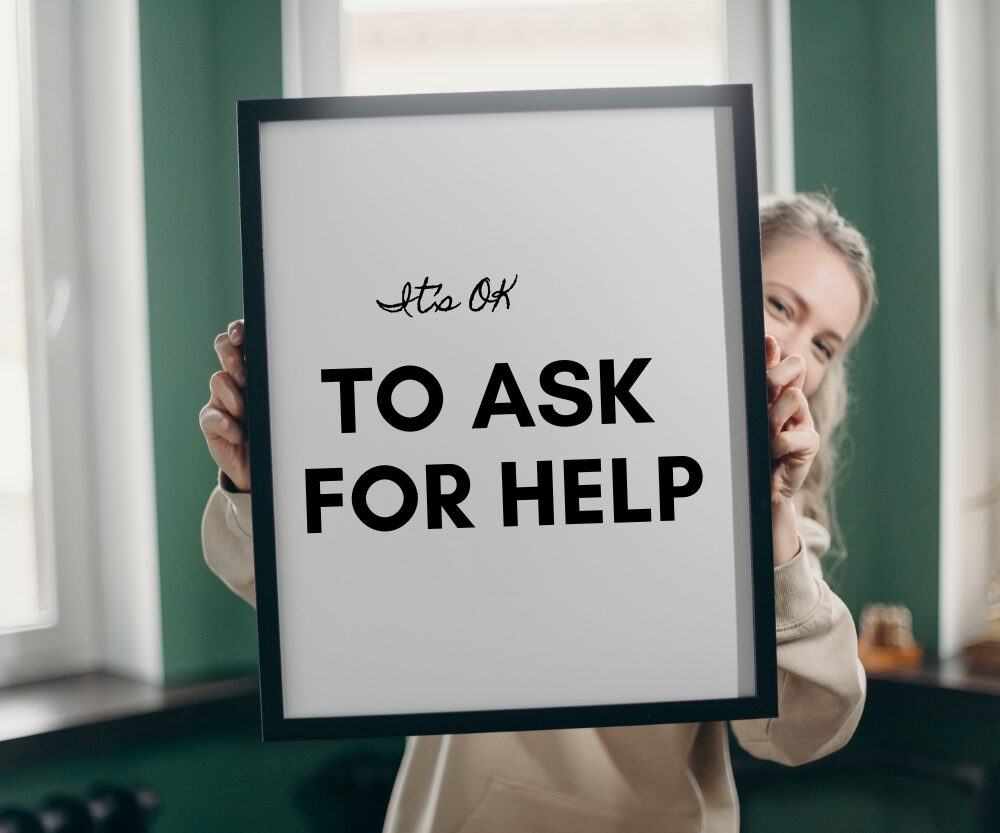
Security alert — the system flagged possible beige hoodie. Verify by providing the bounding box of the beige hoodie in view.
[202,471,866,833]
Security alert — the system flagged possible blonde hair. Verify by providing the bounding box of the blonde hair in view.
[759,192,878,574]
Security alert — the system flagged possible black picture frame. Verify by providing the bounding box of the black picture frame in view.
[236,84,776,742]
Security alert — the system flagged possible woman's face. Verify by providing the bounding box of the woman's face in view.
[761,235,863,399]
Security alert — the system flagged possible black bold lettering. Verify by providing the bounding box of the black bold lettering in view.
[305,467,343,533]
[320,368,373,433]
[611,458,652,522]
[472,363,536,428]
[501,460,554,526]
[539,361,592,427]
[376,365,443,432]
[563,458,603,524]
[657,456,703,521]
[599,358,654,424]
[352,465,419,531]
[426,464,474,529]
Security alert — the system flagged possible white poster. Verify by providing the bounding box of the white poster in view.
[238,86,775,740]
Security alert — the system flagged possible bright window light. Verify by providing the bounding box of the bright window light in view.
[341,0,726,96]
[0,0,43,632]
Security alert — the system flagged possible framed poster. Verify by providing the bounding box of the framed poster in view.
[237,84,776,742]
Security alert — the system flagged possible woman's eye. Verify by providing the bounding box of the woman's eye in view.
[767,298,791,317]
[814,340,833,361]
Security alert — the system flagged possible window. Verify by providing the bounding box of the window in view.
[340,0,726,95]
[0,0,52,635]
[0,0,102,686]
[937,1,1000,659]
[283,0,794,193]
[0,0,159,686]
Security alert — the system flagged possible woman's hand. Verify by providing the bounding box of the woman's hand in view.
[765,334,820,565]
[199,319,251,492]
[765,334,819,503]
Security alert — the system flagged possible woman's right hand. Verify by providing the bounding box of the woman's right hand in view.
[200,319,250,492]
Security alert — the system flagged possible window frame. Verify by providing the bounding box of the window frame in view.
[1,0,57,637]
[0,0,162,687]
[281,0,795,194]
[0,0,101,685]
[937,0,1000,659]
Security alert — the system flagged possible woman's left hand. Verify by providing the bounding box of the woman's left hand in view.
[764,335,821,567]
[765,334,820,505]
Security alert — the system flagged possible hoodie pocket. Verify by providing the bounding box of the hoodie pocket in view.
[452,774,701,833]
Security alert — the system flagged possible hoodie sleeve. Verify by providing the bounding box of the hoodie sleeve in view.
[729,515,867,766]
[201,470,257,608]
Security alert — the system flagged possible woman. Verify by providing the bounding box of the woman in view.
[199,192,876,833]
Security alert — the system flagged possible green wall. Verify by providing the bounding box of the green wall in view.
[138,0,282,680]
[738,3,953,831]
[790,0,941,655]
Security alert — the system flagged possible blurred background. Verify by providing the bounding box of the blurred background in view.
[1,1,998,832]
